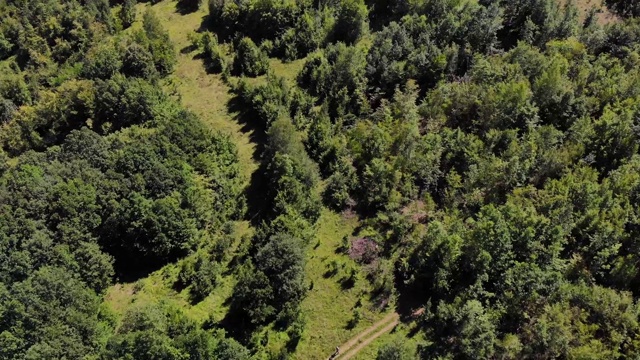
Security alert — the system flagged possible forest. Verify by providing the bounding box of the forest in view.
[3,0,640,358]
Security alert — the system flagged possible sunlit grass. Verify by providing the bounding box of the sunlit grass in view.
[293,210,392,359]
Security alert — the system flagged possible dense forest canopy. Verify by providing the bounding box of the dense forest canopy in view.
[4,0,640,358]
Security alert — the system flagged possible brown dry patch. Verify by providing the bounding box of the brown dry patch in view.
[400,200,428,223]
[563,0,620,25]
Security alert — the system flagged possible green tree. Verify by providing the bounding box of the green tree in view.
[120,0,137,29]
[428,300,497,360]
[254,234,307,321]
[122,42,158,79]
[377,339,415,360]
[201,32,226,73]
[3,267,103,359]
[333,0,369,44]
[233,37,270,77]
[142,9,177,75]
[82,41,122,80]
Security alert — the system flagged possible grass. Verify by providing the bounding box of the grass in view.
[292,210,393,359]
[103,261,236,324]
[351,325,422,360]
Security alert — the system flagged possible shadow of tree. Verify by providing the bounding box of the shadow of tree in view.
[174,0,200,15]
[226,93,270,225]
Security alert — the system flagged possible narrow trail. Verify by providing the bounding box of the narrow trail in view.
[331,312,399,360]
[339,317,400,360]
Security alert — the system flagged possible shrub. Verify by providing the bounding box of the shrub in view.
[120,0,136,29]
[233,37,270,77]
[179,254,220,302]
[121,42,157,79]
[142,9,177,75]
[202,32,227,73]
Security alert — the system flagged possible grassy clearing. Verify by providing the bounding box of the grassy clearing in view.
[104,261,235,325]
[293,210,393,360]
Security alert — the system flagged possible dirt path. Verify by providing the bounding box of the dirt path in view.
[339,318,400,360]
[332,312,399,360]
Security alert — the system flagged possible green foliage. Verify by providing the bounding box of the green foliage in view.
[82,40,123,80]
[103,304,248,360]
[498,0,579,47]
[426,299,497,359]
[229,114,319,335]
[207,0,305,43]
[0,267,103,359]
[179,253,221,302]
[201,32,227,73]
[254,234,307,321]
[264,117,321,224]
[298,43,369,117]
[141,9,177,75]
[377,338,415,360]
[274,9,333,61]
[605,0,640,18]
[215,337,251,360]
[0,72,31,106]
[8,0,640,358]
[233,37,270,77]
[0,3,244,353]
[120,0,137,29]
[0,98,17,124]
[122,42,158,79]
[0,0,110,66]
[333,0,369,44]
[93,74,162,132]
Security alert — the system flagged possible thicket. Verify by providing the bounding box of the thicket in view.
[226,90,320,346]
[206,0,368,61]
[207,0,640,358]
[8,0,640,357]
[0,1,246,359]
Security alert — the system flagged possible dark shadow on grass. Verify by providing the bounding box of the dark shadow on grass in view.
[226,95,268,155]
[175,0,200,15]
[181,44,198,54]
[340,274,356,290]
[107,245,185,283]
[286,336,301,352]
[345,317,359,330]
[394,267,430,321]
[218,306,259,345]
[226,93,270,224]
[172,278,187,293]
[323,268,338,278]
[202,301,260,346]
